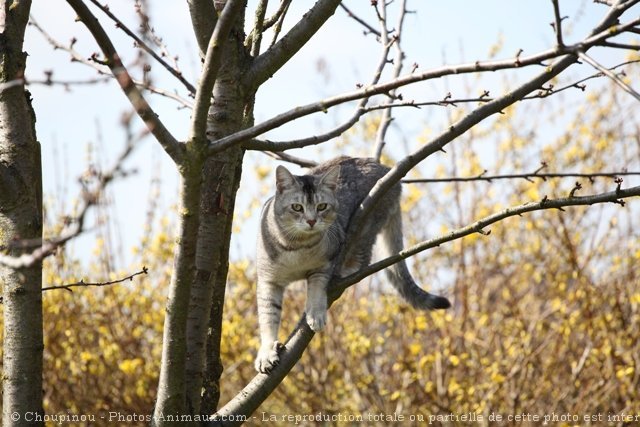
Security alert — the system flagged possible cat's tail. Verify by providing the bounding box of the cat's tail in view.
[380,205,451,310]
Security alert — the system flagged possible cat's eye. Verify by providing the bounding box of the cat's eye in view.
[291,203,304,212]
[317,203,328,212]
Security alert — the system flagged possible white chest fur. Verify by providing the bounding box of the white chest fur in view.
[257,235,330,284]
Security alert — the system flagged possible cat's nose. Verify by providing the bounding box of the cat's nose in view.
[307,219,317,227]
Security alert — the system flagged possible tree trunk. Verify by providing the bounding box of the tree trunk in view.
[0,1,44,425]
[185,9,251,413]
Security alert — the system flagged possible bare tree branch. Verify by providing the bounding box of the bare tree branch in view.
[244,2,406,154]
[210,13,640,154]
[373,0,408,160]
[213,183,640,423]
[242,106,367,151]
[28,18,194,108]
[577,51,640,103]
[88,0,196,93]
[601,41,640,50]
[339,3,381,38]
[134,1,184,73]
[265,0,291,48]
[64,0,185,164]
[242,0,342,93]
[262,0,292,31]
[247,0,269,57]
[189,0,245,142]
[187,0,218,57]
[240,59,638,152]
[343,1,639,246]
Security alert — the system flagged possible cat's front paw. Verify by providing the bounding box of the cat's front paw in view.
[255,341,284,374]
[306,309,327,331]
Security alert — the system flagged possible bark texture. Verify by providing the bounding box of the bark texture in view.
[0,1,44,425]
[186,8,251,414]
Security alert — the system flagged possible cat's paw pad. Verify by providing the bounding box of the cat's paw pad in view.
[255,341,284,374]
[306,310,327,331]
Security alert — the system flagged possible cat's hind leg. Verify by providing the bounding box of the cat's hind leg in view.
[339,230,377,277]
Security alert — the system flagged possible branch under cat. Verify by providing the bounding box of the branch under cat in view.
[330,183,640,298]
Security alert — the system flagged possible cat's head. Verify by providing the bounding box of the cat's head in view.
[272,165,340,238]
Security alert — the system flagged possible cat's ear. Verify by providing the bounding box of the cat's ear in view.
[276,165,296,193]
[319,165,340,191]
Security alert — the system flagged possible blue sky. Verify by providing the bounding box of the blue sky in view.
[24,1,638,268]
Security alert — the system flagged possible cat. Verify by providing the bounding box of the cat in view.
[255,156,450,373]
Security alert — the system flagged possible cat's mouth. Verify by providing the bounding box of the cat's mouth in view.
[298,223,323,235]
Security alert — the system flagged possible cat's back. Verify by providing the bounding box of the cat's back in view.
[310,157,398,216]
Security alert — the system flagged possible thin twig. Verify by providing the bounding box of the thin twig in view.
[40,266,148,292]
[550,0,566,47]
[264,151,318,168]
[28,19,194,107]
[0,266,149,307]
[88,0,196,93]
[577,51,640,103]
[64,0,184,164]
[359,59,640,112]
[373,0,408,161]
[601,41,640,50]
[263,0,292,31]
[268,0,291,48]
[134,1,183,72]
[402,171,640,184]
[339,3,381,37]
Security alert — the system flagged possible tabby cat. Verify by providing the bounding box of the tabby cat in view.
[255,157,450,373]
